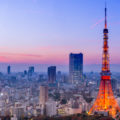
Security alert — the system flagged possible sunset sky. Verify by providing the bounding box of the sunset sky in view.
[0,0,120,65]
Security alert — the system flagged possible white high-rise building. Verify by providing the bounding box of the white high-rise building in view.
[39,85,48,106]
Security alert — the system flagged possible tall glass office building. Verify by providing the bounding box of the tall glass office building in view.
[69,53,83,84]
[48,66,56,83]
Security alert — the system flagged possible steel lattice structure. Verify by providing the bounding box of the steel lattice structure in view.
[88,6,120,118]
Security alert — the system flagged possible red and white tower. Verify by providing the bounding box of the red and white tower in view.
[88,5,120,118]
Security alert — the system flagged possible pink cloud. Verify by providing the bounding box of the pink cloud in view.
[0,56,9,62]
[0,45,118,65]
[0,51,100,65]
[91,18,104,29]
[0,52,68,64]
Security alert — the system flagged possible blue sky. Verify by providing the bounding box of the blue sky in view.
[0,0,119,65]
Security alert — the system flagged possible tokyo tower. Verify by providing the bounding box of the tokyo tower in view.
[88,5,120,118]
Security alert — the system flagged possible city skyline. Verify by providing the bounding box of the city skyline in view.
[0,0,120,65]
[0,1,120,119]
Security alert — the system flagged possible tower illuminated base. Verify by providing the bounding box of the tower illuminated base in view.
[89,75,120,118]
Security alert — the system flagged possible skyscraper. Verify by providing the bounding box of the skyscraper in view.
[7,65,11,74]
[48,66,56,83]
[39,85,48,106]
[69,53,83,84]
[28,66,34,76]
[39,85,48,115]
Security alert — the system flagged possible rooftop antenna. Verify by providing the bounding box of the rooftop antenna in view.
[105,1,107,29]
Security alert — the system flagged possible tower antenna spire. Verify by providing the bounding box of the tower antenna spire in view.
[105,1,107,28]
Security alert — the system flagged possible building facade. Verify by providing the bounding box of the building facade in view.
[7,65,11,74]
[39,85,48,106]
[28,66,34,76]
[69,53,83,84]
[48,66,56,83]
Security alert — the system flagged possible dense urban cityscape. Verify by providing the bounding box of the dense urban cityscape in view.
[0,54,118,120]
[0,0,120,120]
[0,54,120,120]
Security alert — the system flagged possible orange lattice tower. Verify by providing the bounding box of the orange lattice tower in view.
[88,5,120,118]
